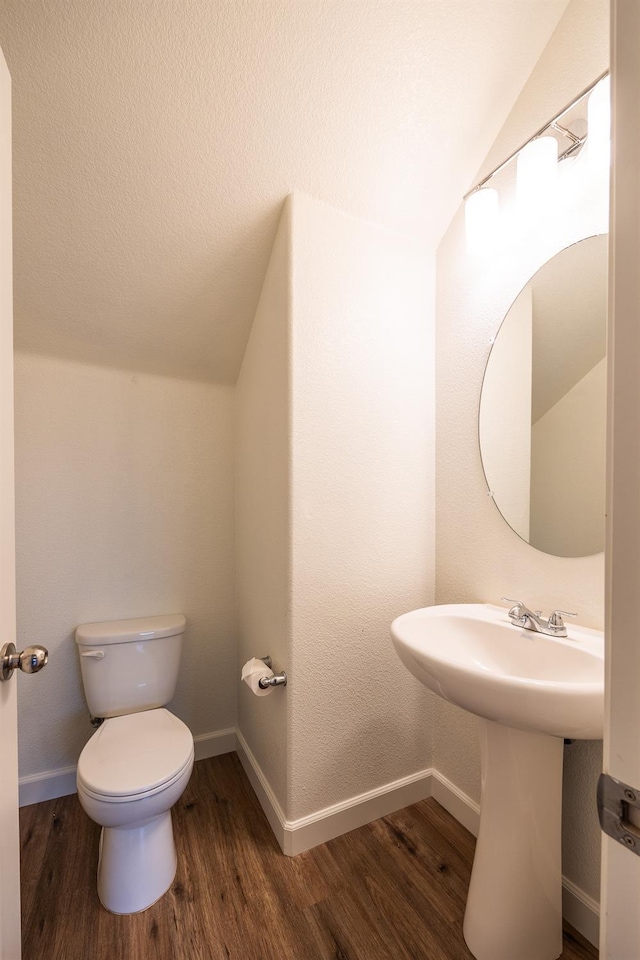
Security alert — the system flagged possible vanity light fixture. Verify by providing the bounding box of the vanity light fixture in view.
[516,135,558,218]
[465,187,499,256]
[464,70,609,252]
[587,74,611,173]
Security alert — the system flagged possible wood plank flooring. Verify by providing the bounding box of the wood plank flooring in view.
[20,753,598,960]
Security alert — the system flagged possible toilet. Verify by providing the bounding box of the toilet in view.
[75,614,194,915]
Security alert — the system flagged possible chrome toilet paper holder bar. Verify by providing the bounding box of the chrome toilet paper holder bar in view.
[258,656,287,689]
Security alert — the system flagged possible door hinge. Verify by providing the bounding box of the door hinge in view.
[598,773,640,856]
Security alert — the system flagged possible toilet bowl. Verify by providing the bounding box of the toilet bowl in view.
[75,615,194,914]
[77,708,194,914]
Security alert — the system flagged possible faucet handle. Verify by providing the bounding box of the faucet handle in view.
[548,609,577,627]
[501,598,526,619]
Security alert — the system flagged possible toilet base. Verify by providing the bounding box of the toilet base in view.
[97,811,177,914]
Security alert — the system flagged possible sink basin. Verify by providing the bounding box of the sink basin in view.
[390,603,605,960]
[391,602,604,738]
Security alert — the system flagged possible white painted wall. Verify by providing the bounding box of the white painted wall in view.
[479,286,532,542]
[531,357,606,557]
[288,193,435,820]
[435,0,608,903]
[14,353,235,779]
[237,192,435,823]
[236,200,291,814]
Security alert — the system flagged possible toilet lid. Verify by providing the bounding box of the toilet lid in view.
[77,708,194,800]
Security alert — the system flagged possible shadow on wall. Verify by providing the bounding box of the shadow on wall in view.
[304,687,434,817]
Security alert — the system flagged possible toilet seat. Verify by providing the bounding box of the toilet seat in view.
[77,708,194,803]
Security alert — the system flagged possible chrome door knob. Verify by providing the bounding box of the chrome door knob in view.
[0,642,48,681]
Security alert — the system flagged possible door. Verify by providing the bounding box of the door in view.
[600,2,640,956]
[0,45,21,960]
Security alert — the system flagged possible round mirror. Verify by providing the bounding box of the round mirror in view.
[479,234,607,557]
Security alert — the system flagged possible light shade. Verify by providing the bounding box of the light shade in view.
[465,188,499,256]
[517,136,558,218]
[587,75,610,172]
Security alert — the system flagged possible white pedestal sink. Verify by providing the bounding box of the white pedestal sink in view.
[391,603,604,960]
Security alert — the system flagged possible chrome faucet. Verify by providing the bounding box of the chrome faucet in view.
[501,598,577,638]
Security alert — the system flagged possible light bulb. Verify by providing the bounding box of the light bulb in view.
[517,136,558,219]
[587,75,610,173]
[465,188,499,256]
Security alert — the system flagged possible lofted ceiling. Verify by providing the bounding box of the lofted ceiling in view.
[1,0,568,384]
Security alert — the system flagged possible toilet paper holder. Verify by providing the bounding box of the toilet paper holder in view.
[258,656,287,689]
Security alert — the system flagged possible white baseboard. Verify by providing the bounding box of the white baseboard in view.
[285,765,434,856]
[19,766,78,808]
[18,725,236,808]
[193,727,236,762]
[236,727,433,857]
[235,730,288,850]
[562,877,601,950]
[430,769,480,835]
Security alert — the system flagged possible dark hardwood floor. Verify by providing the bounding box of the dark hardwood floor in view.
[20,753,598,960]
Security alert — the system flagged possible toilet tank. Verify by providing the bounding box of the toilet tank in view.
[75,614,186,718]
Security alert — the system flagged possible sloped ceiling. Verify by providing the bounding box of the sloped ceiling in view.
[1,0,568,383]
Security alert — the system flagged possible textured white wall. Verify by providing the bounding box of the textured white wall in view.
[236,200,291,813]
[531,357,606,556]
[435,0,608,902]
[236,192,436,821]
[288,193,435,820]
[14,353,235,778]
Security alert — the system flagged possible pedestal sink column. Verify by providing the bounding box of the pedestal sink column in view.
[463,720,564,960]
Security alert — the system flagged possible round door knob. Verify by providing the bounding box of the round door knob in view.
[19,645,49,674]
[0,642,49,681]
